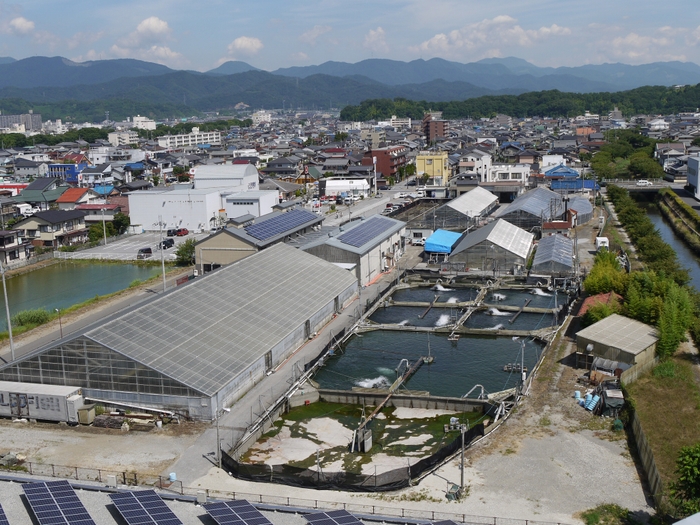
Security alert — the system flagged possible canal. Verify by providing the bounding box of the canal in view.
[647,207,700,289]
[0,261,160,331]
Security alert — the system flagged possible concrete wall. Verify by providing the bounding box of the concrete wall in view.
[129,190,222,232]
[629,410,664,506]
[318,390,488,413]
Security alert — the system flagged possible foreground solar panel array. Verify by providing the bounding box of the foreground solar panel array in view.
[22,480,96,525]
[305,509,363,525]
[0,503,9,525]
[337,217,395,248]
[9,484,469,525]
[110,490,182,525]
[203,499,273,525]
[246,210,318,241]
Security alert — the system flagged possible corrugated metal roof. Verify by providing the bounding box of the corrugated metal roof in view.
[84,243,357,396]
[496,187,563,220]
[452,219,533,259]
[576,314,658,355]
[444,187,498,217]
[532,234,574,272]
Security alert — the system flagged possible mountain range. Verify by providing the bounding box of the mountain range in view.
[1,56,700,119]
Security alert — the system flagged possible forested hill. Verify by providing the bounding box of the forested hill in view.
[339,85,700,120]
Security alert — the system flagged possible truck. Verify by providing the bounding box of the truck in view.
[0,381,85,423]
[595,237,609,252]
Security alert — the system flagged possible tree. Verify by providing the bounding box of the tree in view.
[175,238,196,266]
[152,173,161,187]
[112,212,130,235]
[670,443,700,516]
[87,222,116,243]
[173,166,186,175]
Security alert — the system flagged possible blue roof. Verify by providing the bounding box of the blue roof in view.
[125,162,145,170]
[545,164,579,177]
[425,229,463,253]
[550,180,600,191]
[93,185,114,196]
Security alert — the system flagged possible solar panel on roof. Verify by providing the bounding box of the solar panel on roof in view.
[110,490,182,525]
[0,503,9,525]
[203,499,274,525]
[245,210,318,241]
[22,480,97,525]
[304,509,364,525]
[337,217,395,248]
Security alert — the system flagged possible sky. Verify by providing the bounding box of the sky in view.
[1,0,700,71]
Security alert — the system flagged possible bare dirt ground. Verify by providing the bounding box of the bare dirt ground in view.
[0,418,202,477]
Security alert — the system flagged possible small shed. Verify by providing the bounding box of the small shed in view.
[575,314,658,369]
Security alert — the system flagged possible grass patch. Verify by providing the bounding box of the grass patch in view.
[579,503,632,525]
[539,415,552,426]
[625,356,700,487]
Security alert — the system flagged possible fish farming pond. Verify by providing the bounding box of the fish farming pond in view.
[312,284,563,399]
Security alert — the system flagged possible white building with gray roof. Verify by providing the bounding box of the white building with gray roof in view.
[301,215,406,286]
[0,244,358,420]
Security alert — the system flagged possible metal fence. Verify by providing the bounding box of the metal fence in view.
[1,462,571,525]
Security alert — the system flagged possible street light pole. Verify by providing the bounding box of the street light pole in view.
[215,400,230,469]
[55,308,63,339]
[101,208,108,246]
[0,261,14,361]
[460,422,469,491]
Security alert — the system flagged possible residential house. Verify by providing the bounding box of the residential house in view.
[0,229,32,265]
[55,187,102,210]
[75,203,122,225]
[15,210,88,248]
[13,158,48,179]
[13,178,69,211]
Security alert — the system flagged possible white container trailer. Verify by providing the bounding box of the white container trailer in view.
[0,381,84,423]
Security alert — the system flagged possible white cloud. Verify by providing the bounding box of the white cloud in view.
[119,16,172,48]
[411,15,570,58]
[299,25,331,46]
[227,36,264,56]
[364,27,389,54]
[291,52,309,62]
[109,43,187,67]
[610,32,684,62]
[9,17,34,35]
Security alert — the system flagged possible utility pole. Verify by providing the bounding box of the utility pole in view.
[0,261,14,360]
[159,215,166,292]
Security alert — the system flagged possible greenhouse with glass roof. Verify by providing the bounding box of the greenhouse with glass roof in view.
[0,244,358,420]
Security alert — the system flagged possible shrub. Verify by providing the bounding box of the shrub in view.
[12,309,51,327]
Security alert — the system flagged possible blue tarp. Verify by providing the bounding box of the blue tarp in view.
[93,185,114,196]
[425,229,463,253]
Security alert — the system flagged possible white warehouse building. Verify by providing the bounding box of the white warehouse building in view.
[128,164,277,231]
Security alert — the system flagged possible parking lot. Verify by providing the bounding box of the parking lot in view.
[57,230,209,261]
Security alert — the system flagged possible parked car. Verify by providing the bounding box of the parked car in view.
[398,192,408,198]
[407,180,417,186]
[378,185,391,191]
[175,228,189,236]
[412,238,426,246]
[137,247,153,259]
[159,238,175,249]
[381,208,392,215]
[167,229,178,237]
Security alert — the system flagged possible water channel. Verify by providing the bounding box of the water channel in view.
[0,261,160,331]
[647,207,700,289]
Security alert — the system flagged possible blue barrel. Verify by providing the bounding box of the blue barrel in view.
[574,391,581,399]
[169,472,177,482]
[585,393,592,403]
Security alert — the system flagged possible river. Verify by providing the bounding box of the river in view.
[647,207,700,289]
[0,261,159,331]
